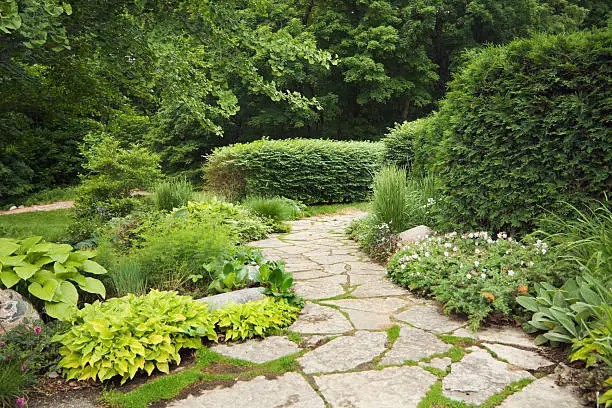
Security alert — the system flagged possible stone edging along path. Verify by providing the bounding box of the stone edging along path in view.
[169,213,584,408]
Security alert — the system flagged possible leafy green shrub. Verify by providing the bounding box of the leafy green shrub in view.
[243,197,302,222]
[382,114,442,172]
[372,166,409,232]
[517,273,611,346]
[404,173,440,228]
[205,139,384,204]
[0,321,67,376]
[347,215,401,264]
[0,358,35,408]
[53,290,218,384]
[214,297,301,341]
[387,232,560,328]
[0,236,107,319]
[539,198,611,284]
[207,260,250,294]
[252,261,300,305]
[154,178,193,212]
[435,29,611,235]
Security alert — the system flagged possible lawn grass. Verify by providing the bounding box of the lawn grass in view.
[304,202,370,217]
[0,209,73,242]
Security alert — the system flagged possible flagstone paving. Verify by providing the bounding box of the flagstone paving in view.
[173,213,583,407]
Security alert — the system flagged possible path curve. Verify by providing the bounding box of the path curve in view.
[169,213,583,408]
[0,201,74,215]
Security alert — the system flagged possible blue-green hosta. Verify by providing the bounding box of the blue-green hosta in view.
[0,237,107,319]
[52,290,218,383]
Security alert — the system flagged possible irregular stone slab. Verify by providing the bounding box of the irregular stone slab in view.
[443,348,533,405]
[398,225,431,243]
[497,376,583,408]
[0,289,41,334]
[485,343,553,370]
[306,253,361,266]
[299,335,331,348]
[343,309,394,330]
[478,326,536,348]
[291,270,330,280]
[349,273,388,285]
[395,305,465,333]
[351,281,409,298]
[321,297,411,314]
[249,237,291,248]
[315,366,437,408]
[380,326,451,365]
[284,261,323,272]
[452,327,477,339]
[211,336,301,364]
[346,261,387,275]
[323,263,349,274]
[298,331,387,374]
[166,373,324,408]
[288,302,353,334]
[196,287,265,310]
[293,274,346,300]
[420,357,452,371]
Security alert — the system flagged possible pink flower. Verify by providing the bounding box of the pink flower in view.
[33,326,42,335]
[20,364,28,372]
[0,341,5,348]
[16,397,25,407]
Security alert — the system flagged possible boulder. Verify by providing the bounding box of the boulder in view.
[0,289,41,334]
[398,225,431,243]
[196,287,265,310]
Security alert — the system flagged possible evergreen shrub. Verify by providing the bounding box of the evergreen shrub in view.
[204,139,384,204]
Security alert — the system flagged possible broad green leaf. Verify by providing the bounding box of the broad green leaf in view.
[0,239,20,256]
[14,263,40,280]
[19,236,43,252]
[0,255,26,266]
[29,279,59,301]
[81,260,107,275]
[58,281,79,305]
[78,277,106,297]
[0,269,21,288]
[516,296,539,312]
[45,301,76,320]
[579,286,602,306]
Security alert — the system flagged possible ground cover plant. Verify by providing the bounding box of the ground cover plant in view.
[387,231,560,328]
[205,139,384,203]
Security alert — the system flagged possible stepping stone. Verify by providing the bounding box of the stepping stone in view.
[485,343,553,370]
[380,326,451,365]
[307,253,361,265]
[288,302,353,334]
[442,348,533,405]
[342,309,394,330]
[351,281,409,298]
[420,357,452,371]
[284,261,323,273]
[211,336,301,364]
[293,274,347,299]
[315,366,437,408]
[321,297,411,314]
[323,263,349,274]
[498,376,583,408]
[298,331,387,374]
[166,373,324,408]
[346,261,387,275]
[291,269,330,280]
[452,327,477,339]
[395,305,465,333]
[349,273,387,284]
[478,326,536,348]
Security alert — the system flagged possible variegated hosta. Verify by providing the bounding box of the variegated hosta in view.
[0,236,107,320]
[52,290,218,383]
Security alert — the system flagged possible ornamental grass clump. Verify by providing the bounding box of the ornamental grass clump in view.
[387,231,560,328]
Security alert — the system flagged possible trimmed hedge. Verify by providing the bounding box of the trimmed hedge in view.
[382,114,441,173]
[204,139,384,204]
[436,29,611,234]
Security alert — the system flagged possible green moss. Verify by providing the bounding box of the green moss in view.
[286,331,302,345]
[480,378,534,407]
[387,325,400,343]
[417,382,474,408]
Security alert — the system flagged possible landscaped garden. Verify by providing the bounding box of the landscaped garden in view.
[1,1,610,407]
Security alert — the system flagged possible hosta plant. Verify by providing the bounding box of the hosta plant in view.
[387,231,559,328]
[517,273,612,346]
[214,297,301,341]
[0,237,107,319]
[52,290,218,384]
[252,261,300,305]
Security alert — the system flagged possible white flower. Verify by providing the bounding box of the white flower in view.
[412,254,419,259]
[460,263,464,269]
[416,272,420,276]
[475,249,481,255]
[453,246,458,252]
[508,237,513,242]
[474,261,480,267]
[425,252,431,257]
[445,243,452,248]
[481,273,486,279]
[529,261,534,267]
[444,251,450,257]
[542,249,547,254]
[508,270,515,277]
[466,274,472,279]
[468,232,474,238]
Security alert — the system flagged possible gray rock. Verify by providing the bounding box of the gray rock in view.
[420,357,452,371]
[288,302,353,334]
[497,376,583,408]
[442,348,534,405]
[478,326,536,348]
[486,343,554,370]
[452,327,477,339]
[196,287,265,310]
[398,225,432,243]
[9,206,17,211]
[380,326,451,365]
[298,331,387,374]
[321,297,411,314]
[351,280,409,298]
[211,336,301,364]
[395,305,465,333]
[342,309,394,329]
[0,289,41,334]
[293,274,347,300]
[166,373,324,408]
[315,366,437,408]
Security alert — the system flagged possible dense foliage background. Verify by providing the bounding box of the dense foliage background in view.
[1,0,609,204]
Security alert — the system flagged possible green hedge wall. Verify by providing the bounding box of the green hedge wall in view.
[204,139,384,204]
[436,29,611,234]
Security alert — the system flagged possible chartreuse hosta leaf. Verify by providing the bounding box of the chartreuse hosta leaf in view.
[0,236,107,320]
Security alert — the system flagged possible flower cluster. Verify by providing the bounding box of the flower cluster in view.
[388,231,558,328]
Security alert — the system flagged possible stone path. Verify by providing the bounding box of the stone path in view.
[171,213,584,408]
